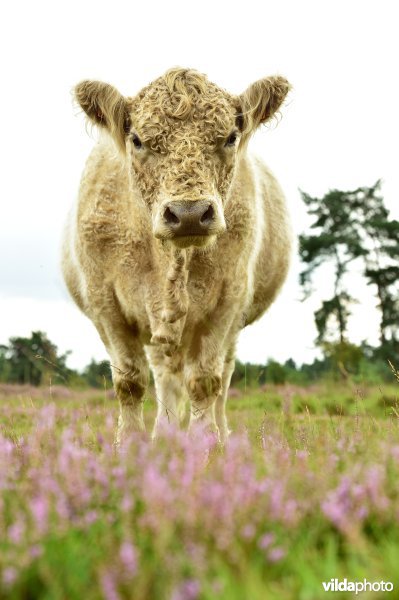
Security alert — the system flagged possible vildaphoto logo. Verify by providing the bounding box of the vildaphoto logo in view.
[322,579,394,594]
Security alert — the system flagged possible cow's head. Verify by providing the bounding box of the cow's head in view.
[75,68,290,249]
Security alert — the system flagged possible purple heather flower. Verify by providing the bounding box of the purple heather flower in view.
[37,403,56,429]
[2,567,17,587]
[8,519,25,544]
[100,571,121,600]
[258,533,275,550]
[121,494,134,512]
[30,495,49,534]
[30,545,43,559]
[322,497,347,530]
[85,510,98,525]
[172,579,201,600]
[390,445,399,461]
[268,547,286,563]
[0,434,14,457]
[119,541,138,576]
[241,524,256,539]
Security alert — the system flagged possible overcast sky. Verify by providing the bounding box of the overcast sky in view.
[1,0,398,369]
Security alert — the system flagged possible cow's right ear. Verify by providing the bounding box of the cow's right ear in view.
[74,80,130,152]
[237,75,291,144]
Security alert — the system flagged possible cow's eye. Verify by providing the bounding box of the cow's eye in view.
[225,132,238,147]
[132,134,142,149]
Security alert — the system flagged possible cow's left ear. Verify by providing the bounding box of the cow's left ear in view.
[74,80,130,152]
[238,75,291,139]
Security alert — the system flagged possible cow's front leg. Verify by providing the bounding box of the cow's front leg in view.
[112,347,148,445]
[147,348,187,438]
[185,350,224,438]
[91,307,149,445]
[190,394,219,436]
[184,301,244,440]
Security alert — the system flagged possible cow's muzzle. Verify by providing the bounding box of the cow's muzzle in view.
[154,199,226,246]
[163,200,216,236]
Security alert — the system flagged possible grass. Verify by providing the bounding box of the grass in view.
[1,381,399,599]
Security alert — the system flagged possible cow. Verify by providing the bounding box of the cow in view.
[62,67,292,444]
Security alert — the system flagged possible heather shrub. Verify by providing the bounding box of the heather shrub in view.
[1,394,399,599]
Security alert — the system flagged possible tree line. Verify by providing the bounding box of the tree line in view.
[0,331,112,388]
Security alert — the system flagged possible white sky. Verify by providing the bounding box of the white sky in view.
[0,0,398,370]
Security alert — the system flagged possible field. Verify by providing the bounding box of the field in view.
[1,381,399,599]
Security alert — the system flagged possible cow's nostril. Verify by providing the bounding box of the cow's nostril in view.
[200,204,214,225]
[164,206,180,225]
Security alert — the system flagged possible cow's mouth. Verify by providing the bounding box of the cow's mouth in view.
[170,234,216,249]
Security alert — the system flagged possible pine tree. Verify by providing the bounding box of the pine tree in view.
[299,189,365,344]
[350,181,399,346]
[300,181,399,361]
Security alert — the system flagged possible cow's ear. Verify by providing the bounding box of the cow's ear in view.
[74,80,130,152]
[238,75,291,141]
